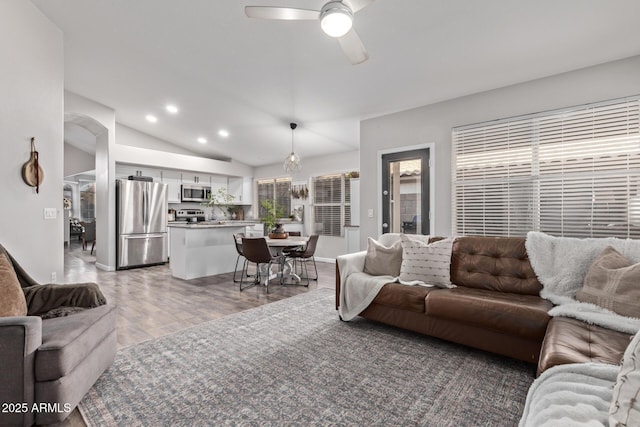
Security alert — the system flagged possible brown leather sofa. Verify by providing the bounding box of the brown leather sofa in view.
[336,235,632,373]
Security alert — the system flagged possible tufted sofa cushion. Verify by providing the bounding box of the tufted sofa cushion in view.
[537,317,632,376]
[451,236,541,295]
[425,287,552,340]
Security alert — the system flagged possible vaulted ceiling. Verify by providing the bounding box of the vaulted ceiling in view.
[33,0,640,167]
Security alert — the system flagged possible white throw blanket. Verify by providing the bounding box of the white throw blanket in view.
[525,231,640,334]
[336,251,395,321]
[519,362,618,427]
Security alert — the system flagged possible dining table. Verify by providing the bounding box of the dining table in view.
[248,235,309,286]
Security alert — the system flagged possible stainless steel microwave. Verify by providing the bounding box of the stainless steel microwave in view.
[181,185,211,202]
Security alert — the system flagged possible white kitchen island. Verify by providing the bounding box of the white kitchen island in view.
[168,222,254,280]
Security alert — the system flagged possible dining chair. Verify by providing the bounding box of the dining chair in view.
[240,237,282,293]
[82,221,96,255]
[284,234,319,285]
[232,233,247,283]
[282,231,303,255]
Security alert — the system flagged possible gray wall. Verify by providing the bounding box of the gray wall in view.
[360,55,640,249]
[0,1,64,282]
[64,143,95,177]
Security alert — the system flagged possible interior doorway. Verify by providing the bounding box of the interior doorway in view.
[381,148,430,235]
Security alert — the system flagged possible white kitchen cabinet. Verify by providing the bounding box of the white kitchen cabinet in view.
[210,175,227,197]
[228,177,242,202]
[182,173,210,185]
[115,165,162,181]
[242,177,253,204]
[228,177,253,205]
[161,170,182,203]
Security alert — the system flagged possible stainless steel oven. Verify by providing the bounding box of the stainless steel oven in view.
[180,185,211,202]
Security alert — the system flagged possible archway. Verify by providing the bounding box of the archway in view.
[64,113,114,270]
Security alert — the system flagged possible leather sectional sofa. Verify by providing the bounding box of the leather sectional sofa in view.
[335,235,633,374]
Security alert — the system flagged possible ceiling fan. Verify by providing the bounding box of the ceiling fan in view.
[245,0,374,65]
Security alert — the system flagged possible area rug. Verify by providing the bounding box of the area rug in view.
[79,288,534,426]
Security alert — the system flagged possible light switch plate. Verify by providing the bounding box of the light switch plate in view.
[367,209,374,218]
[44,208,57,220]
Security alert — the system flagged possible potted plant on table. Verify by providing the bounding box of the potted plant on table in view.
[260,200,286,238]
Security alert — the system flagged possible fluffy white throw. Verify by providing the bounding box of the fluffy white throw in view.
[336,250,394,321]
[519,362,618,427]
[525,231,640,334]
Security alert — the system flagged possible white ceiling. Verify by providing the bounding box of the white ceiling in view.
[33,0,640,167]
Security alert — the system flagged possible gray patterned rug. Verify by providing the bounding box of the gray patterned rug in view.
[79,288,534,426]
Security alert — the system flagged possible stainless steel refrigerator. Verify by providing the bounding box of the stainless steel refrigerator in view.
[116,179,168,269]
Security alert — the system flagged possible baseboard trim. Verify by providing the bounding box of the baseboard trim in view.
[95,262,115,271]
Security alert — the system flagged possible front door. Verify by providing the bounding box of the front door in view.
[381,148,430,235]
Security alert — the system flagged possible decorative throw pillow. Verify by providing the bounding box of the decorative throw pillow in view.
[0,253,28,317]
[363,237,403,277]
[577,246,640,318]
[610,330,640,426]
[398,235,455,288]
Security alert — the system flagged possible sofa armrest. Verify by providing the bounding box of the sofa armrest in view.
[0,316,42,427]
[23,282,107,316]
[335,250,367,309]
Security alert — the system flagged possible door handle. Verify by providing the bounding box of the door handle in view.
[382,223,389,229]
[383,190,388,196]
[124,233,165,239]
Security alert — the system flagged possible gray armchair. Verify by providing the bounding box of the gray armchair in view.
[0,244,117,426]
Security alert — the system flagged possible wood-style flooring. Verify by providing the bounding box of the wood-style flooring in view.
[54,241,336,427]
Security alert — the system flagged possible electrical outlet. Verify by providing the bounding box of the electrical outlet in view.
[50,272,57,283]
[367,209,374,218]
[44,208,57,219]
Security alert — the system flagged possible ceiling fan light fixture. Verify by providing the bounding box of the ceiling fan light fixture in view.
[320,2,353,38]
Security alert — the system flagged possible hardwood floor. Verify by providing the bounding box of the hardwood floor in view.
[55,241,336,426]
[64,241,336,348]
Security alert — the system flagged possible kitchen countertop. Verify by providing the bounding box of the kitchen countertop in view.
[167,221,259,228]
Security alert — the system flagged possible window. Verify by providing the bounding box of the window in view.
[312,173,354,237]
[453,96,640,238]
[257,178,291,218]
[80,182,96,221]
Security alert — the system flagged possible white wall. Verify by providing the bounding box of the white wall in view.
[254,150,359,260]
[64,143,95,177]
[0,1,63,282]
[360,55,640,247]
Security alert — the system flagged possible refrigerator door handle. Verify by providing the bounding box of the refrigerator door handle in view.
[123,233,165,239]
[143,186,148,229]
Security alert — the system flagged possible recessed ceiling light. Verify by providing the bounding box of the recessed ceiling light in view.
[166,105,179,114]
[146,114,158,123]
[218,129,230,138]
[197,137,207,144]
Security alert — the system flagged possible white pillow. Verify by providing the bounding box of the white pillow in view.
[398,235,455,288]
[610,330,640,426]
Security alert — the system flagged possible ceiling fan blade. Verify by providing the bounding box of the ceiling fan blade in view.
[244,6,320,20]
[338,28,369,65]
[342,0,375,13]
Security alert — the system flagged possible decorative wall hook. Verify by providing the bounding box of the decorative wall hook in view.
[22,137,44,193]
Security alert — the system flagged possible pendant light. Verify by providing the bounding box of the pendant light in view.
[283,122,301,173]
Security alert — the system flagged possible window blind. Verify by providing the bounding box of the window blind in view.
[257,178,291,219]
[452,96,640,238]
[312,173,353,237]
